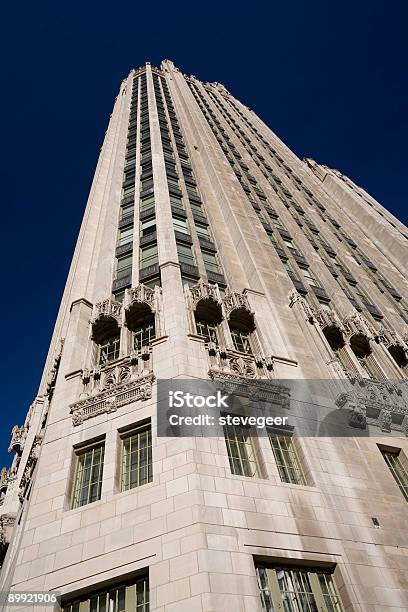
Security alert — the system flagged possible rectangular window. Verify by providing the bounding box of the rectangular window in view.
[121,423,153,491]
[170,195,184,209]
[202,250,220,273]
[141,178,153,192]
[173,217,190,235]
[223,418,261,477]
[140,194,155,210]
[177,243,195,266]
[190,201,203,214]
[63,576,149,612]
[269,435,306,485]
[123,184,135,198]
[195,223,211,240]
[140,217,156,236]
[117,227,133,246]
[71,443,105,509]
[230,327,252,354]
[116,255,132,281]
[121,202,134,220]
[167,177,179,190]
[256,565,344,612]
[99,334,120,365]
[140,244,158,267]
[380,447,408,501]
[195,319,218,344]
[133,322,156,351]
[300,266,318,286]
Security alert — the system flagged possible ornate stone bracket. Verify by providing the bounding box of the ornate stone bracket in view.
[335,379,408,434]
[222,291,252,318]
[91,297,123,327]
[124,284,158,312]
[208,347,275,382]
[187,281,222,309]
[315,307,345,333]
[343,312,375,342]
[8,426,28,455]
[377,324,408,351]
[70,372,155,426]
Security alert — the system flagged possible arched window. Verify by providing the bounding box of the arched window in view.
[388,344,408,369]
[349,333,381,379]
[92,317,121,366]
[194,298,223,345]
[228,308,256,355]
[125,302,156,352]
[323,325,345,353]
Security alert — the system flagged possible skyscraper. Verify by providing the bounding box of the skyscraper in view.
[1,59,408,611]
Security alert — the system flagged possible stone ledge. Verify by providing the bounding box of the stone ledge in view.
[70,373,155,426]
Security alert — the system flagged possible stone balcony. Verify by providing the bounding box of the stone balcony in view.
[314,307,344,333]
[70,352,154,426]
[207,346,290,406]
[335,378,408,434]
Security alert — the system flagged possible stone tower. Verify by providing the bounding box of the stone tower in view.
[1,60,408,611]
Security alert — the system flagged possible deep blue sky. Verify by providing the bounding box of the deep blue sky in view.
[1,0,407,466]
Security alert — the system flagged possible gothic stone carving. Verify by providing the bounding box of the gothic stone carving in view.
[208,348,275,383]
[70,373,154,425]
[124,284,157,311]
[348,404,367,429]
[222,291,252,318]
[91,298,123,326]
[189,281,222,309]
[343,312,375,342]
[0,468,16,493]
[377,324,408,352]
[315,307,344,333]
[288,291,314,323]
[8,426,28,455]
[335,379,408,433]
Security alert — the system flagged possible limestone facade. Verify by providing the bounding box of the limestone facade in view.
[1,60,408,611]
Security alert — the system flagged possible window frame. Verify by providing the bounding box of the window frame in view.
[256,565,344,612]
[63,575,149,612]
[268,434,307,485]
[71,442,105,509]
[223,416,262,478]
[120,422,153,492]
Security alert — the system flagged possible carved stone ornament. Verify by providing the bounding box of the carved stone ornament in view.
[377,324,408,351]
[189,281,222,309]
[0,468,16,493]
[343,312,375,342]
[222,291,252,318]
[70,373,155,425]
[8,426,28,455]
[124,284,158,312]
[315,307,344,333]
[288,291,314,323]
[378,408,392,433]
[335,379,408,434]
[91,298,123,326]
[0,513,16,546]
[348,404,367,429]
[209,370,291,410]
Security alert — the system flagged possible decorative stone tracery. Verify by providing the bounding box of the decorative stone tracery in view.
[70,372,154,425]
[335,379,408,434]
[8,426,28,455]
